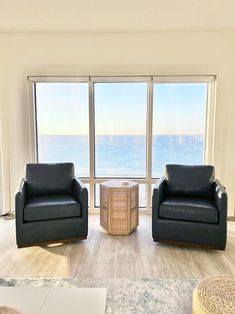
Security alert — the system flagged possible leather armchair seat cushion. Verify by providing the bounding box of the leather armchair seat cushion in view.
[165,164,215,198]
[159,196,218,224]
[24,195,81,222]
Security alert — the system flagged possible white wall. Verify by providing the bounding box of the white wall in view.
[0,31,234,215]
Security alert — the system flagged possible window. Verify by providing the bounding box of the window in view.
[31,76,215,211]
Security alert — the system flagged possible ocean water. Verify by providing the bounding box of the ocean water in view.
[38,135,204,178]
[38,134,204,207]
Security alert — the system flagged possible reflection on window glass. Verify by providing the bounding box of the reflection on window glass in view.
[36,83,89,177]
[152,83,207,177]
[94,83,147,178]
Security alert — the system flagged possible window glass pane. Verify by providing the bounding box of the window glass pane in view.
[95,184,100,207]
[36,83,89,177]
[84,183,90,207]
[94,83,147,178]
[152,83,207,177]
[139,184,146,208]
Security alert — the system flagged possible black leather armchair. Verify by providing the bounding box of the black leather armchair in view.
[15,163,88,248]
[152,165,227,250]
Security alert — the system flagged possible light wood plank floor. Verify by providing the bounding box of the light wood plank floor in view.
[0,214,234,279]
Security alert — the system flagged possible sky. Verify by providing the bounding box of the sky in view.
[36,82,207,136]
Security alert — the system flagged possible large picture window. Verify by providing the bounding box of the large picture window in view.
[31,76,215,211]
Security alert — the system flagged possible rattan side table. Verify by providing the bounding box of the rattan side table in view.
[100,180,139,235]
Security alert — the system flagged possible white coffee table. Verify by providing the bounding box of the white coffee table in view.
[0,287,107,314]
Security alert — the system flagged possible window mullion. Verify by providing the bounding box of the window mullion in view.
[146,78,153,211]
[89,79,95,211]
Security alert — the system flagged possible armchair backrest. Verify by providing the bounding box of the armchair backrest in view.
[25,163,74,198]
[165,164,215,199]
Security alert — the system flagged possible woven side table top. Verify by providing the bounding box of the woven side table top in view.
[192,275,235,314]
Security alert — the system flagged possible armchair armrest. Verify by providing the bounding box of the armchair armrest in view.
[73,178,88,217]
[152,177,166,220]
[214,179,227,222]
[15,179,26,225]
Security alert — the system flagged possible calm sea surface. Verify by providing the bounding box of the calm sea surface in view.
[38,135,204,178]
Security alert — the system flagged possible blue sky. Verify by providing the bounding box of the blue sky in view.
[36,82,207,135]
[153,83,207,135]
[36,83,89,135]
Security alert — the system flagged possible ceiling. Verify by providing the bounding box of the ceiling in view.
[0,0,235,32]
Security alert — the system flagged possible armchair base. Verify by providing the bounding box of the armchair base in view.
[17,235,87,248]
[153,238,225,250]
